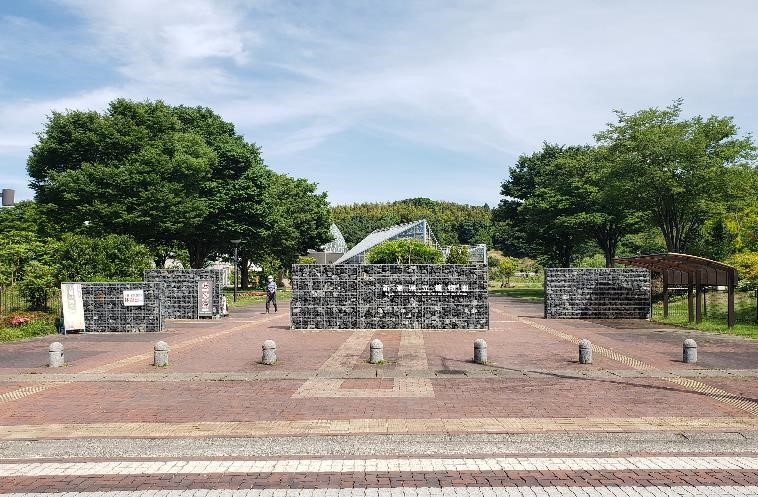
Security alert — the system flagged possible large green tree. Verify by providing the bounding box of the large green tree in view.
[595,99,757,253]
[27,99,269,268]
[497,144,595,267]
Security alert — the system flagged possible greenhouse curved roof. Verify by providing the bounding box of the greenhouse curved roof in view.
[334,219,438,265]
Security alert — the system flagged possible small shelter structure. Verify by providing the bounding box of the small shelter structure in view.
[615,253,738,328]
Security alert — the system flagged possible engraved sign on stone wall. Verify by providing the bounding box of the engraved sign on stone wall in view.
[291,264,488,330]
[198,279,213,317]
[122,289,145,306]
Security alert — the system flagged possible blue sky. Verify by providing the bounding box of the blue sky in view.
[1,1,757,206]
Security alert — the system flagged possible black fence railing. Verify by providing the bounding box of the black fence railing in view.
[0,286,61,316]
[651,286,758,324]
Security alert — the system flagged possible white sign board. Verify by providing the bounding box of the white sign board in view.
[198,280,213,316]
[123,289,145,306]
[61,283,85,331]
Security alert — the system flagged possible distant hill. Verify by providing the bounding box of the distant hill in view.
[330,198,493,248]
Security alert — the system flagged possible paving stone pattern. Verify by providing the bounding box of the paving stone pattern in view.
[144,269,224,319]
[291,264,488,329]
[77,282,164,332]
[544,268,651,319]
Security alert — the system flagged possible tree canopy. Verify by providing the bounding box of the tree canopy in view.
[496,100,758,268]
[331,198,493,248]
[26,98,331,271]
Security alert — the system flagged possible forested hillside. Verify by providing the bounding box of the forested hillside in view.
[331,198,493,248]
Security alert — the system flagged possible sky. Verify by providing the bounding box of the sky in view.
[1,1,757,207]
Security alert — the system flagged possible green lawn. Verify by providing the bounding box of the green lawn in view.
[488,286,545,300]
[652,291,758,339]
[224,289,293,308]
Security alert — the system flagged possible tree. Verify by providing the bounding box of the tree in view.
[366,239,444,264]
[497,144,594,267]
[726,252,758,290]
[27,99,270,268]
[247,173,331,287]
[52,234,152,282]
[595,99,757,253]
[446,245,469,264]
[491,256,519,287]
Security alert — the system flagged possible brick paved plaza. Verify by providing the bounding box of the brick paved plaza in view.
[0,297,756,496]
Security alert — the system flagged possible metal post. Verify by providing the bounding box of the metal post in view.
[662,270,669,319]
[234,244,239,303]
[687,273,694,324]
[727,269,735,329]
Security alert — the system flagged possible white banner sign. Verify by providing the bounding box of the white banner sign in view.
[198,280,213,316]
[123,289,145,306]
[61,283,85,331]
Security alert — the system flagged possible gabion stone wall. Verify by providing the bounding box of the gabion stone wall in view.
[144,269,224,319]
[544,268,651,319]
[77,282,164,332]
[291,264,489,329]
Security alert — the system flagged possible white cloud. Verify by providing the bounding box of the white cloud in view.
[2,0,757,205]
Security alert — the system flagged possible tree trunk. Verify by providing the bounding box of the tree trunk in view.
[186,240,210,269]
[240,257,250,289]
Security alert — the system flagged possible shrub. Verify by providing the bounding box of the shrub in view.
[366,239,444,264]
[18,262,56,310]
[726,251,758,290]
[446,245,469,264]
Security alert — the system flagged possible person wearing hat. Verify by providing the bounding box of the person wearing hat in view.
[265,275,278,313]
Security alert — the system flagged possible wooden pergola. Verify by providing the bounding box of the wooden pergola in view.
[615,253,738,328]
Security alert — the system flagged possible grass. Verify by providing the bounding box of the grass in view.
[224,289,293,309]
[488,287,545,300]
[0,311,57,342]
[651,291,758,339]
[653,315,758,339]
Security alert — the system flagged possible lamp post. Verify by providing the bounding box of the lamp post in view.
[231,239,242,303]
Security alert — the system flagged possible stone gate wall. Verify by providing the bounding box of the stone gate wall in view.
[291,264,489,329]
[77,282,164,332]
[544,268,651,319]
[144,269,224,319]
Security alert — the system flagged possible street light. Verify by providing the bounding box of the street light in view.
[1,189,15,207]
[231,239,242,303]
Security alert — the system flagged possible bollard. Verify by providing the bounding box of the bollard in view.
[261,339,277,365]
[578,339,592,364]
[473,338,487,364]
[48,342,64,368]
[369,338,384,364]
[683,338,697,364]
[153,341,169,367]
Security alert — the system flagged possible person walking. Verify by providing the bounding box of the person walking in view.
[265,275,278,313]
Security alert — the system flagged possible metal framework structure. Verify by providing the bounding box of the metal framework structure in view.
[321,223,348,254]
[615,253,739,328]
[76,282,164,332]
[334,219,440,265]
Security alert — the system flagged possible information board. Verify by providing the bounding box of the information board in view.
[123,289,145,306]
[61,283,85,331]
[198,279,213,316]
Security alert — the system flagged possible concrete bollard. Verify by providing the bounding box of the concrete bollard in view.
[683,338,698,364]
[261,339,277,365]
[578,339,592,364]
[473,339,487,364]
[153,341,169,367]
[369,338,384,364]
[48,342,64,368]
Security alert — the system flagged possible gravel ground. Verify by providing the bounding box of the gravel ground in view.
[1,432,756,460]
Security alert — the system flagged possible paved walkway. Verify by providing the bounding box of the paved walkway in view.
[0,297,756,495]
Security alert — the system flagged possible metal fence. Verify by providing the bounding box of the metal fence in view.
[0,286,61,317]
[651,286,758,324]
